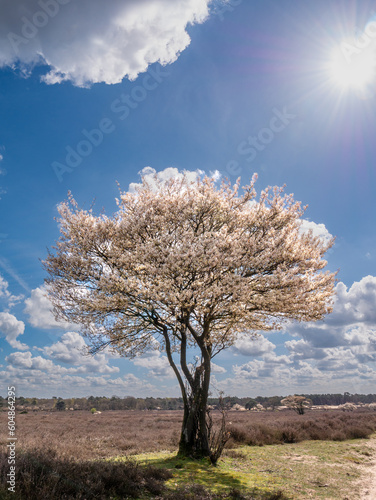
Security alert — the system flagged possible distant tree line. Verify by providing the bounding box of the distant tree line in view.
[2,392,376,412]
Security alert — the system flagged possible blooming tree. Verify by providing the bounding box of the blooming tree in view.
[281,395,312,415]
[44,173,336,460]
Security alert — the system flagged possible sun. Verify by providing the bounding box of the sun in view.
[329,44,376,90]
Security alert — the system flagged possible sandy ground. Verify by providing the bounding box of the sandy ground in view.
[356,436,376,499]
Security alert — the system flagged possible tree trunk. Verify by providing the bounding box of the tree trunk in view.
[178,387,210,458]
[161,322,213,459]
[178,357,211,458]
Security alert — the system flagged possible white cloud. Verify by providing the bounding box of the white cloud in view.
[128,166,211,193]
[232,334,275,357]
[6,351,55,370]
[6,345,118,375]
[44,331,119,374]
[285,339,326,360]
[213,352,376,396]
[0,312,28,350]
[329,276,376,325]
[216,274,376,395]
[286,321,344,348]
[274,275,376,392]
[24,285,72,329]
[132,350,173,377]
[226,358,325,395]
[0,276,10,298]
[299,219,333,246]
[132,348,226,377]
[0,363,157,398]
[0,274,23,308]
[283,276,376,347]
[211,362,226,374]
[44,331,87,363]
[0,0,212,87]
[6,351,33,368]
[285,326,376,367]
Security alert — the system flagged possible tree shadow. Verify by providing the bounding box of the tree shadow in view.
[136,453,290,499]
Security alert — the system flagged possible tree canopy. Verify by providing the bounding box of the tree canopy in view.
[44,173,336,460]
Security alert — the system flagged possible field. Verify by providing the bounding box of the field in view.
[1,409,376,499]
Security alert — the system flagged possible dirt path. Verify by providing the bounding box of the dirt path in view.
[356,436,376,499]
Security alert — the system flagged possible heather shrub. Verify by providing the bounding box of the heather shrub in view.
[281,427,299,444]
[1,409,376,460]
[0,448,172,499]
[226,410,376,448]
[228,426,249,444]
[332,431,347,441]
[347,426,370,439]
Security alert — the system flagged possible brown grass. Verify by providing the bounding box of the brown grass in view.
[0,410,182,460]
[1,409,376,460]
[226,409,376,447]
[1,409,376,498]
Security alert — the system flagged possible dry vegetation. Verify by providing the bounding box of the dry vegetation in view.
[226,409,376,447]
[2,409,376,459]
[1,408,376,499]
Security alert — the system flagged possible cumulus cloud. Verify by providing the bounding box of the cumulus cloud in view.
[230,358,324,392]
[132,349,226,377]
[328,276,376,325]
[211,362,226,374]
[278,276,376,390]
[0,274,23,308]
[24,285,72,329]
[128,166,220,193]
[285,339,327,360]
[213,352,376,396]
[132,350,173,377]
[0,276,11,299]
[0,312,28,350]
[4,331,120,388]
[284,276,376,347]
[44,331,87,363]
[6,351,55,370]
[44,331,119,374]
[219,274,376,395]
[0,363,157,398]
[299,219,333,246]
[232,334,275,357]
[285,327,376,367]
[0,0,212,87]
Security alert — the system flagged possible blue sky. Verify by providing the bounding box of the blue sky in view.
[1,0,376,398]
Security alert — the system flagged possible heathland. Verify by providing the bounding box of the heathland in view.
[1,407,376,499]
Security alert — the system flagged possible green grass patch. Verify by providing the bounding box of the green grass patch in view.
[120,437,374,499]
